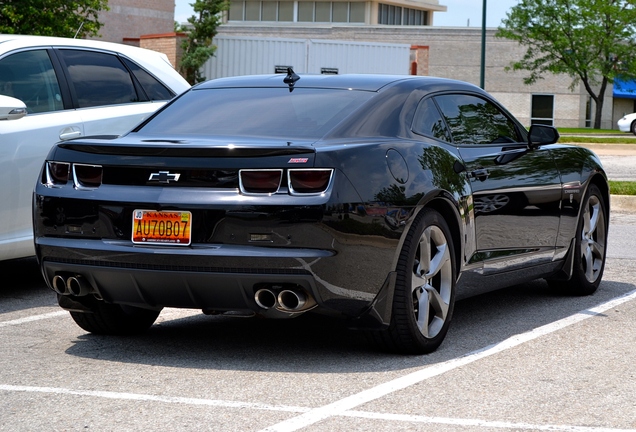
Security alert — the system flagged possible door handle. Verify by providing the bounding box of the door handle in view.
[471,168,489,181]
[59,127,82,141]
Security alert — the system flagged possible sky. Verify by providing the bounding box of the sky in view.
[174,0,520,28]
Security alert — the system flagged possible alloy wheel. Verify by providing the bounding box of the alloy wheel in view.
[580,194,606,284]
[411,225,453,338]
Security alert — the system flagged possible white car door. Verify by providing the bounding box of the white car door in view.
[0,49,83,260]
[78,101,166,137]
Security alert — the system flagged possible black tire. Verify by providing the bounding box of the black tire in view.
[631,121,636,136]
[70,302,161,335]
[548,184,607,295]
[368,207,456,354]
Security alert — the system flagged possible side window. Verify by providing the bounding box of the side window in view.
[57,49,139,108]
[412,97,451,142]
[121,57,174,101]
[0,50,64,114]
[434,94,520,145]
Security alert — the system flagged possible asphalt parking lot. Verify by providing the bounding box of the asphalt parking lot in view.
[1,208,635,432]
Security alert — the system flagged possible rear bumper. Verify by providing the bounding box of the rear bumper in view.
[37,232,395,325]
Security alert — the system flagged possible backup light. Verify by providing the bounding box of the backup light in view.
[73,164,103,190]
[288,169,333,195]
[239,169,283,194]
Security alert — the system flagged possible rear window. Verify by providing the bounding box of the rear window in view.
[138,87,374,140]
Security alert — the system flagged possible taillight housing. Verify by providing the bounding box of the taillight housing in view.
[73,164,103,190]
[45,162,70,187]
[288,169,333,195]
[239,169,283,195]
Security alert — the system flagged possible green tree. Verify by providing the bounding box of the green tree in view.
[496,0,636,129]
[0,0,108,38]
[178,0,228,85]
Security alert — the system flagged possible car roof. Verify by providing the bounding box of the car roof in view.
[0,34,154,57]
[196,73,483,93]
[0,34,190,93]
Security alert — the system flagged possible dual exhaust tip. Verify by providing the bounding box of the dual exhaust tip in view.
[254,286,315,312]
[51,274,93,297]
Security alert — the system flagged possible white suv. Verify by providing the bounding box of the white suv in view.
[0,35,190,261]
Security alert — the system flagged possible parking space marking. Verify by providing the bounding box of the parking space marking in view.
[259,288,636,432]
[3,289,635,431]
[0,384,633,432]
[0,311,67,328]
[343,411,636,432]
[0,384,311,413]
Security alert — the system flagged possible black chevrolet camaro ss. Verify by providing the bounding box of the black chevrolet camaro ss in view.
[33,73,609,354]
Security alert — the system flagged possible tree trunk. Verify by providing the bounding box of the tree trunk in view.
[593,95,604,130]
[593,77,608,130]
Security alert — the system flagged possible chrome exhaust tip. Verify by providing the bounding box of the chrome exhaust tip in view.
[254,288,277,309]
[277,289,307,312]
[51,275,68,295]
[66,275,93,297]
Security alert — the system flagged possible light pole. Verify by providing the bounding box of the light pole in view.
[480,0,487,89]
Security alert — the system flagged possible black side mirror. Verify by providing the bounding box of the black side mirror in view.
[528,124,559,148]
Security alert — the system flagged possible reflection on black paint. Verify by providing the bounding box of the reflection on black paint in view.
[435,94,519,145]
[418,145,467,197]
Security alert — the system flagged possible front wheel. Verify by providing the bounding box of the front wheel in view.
[549,184,607,295]
[369,208,456,354]
[631,121,636,136]
[70,302,161,335]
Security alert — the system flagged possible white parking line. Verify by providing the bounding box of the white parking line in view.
[259,289,636,432]
[0,384,633,432]
[0,384,310,413]
[3,290,636,431]
[0,311,67,328]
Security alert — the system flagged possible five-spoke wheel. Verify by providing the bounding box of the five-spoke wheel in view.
[369,207,456,354]
[548,184,607,295]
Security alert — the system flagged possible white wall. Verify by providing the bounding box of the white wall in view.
[202,35,411,79]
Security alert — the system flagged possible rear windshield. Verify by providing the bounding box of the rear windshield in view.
[138,87,374,140]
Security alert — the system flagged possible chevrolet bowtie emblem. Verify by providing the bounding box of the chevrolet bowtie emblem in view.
[149,171,181,183]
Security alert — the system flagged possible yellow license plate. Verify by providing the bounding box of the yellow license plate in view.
[132,210,191,245]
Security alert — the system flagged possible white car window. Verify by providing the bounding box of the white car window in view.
[0,49,64,113]
[57,49,139,108]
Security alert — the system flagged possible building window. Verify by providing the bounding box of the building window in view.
[531,94,554,126]
[378,3,428,25]
[230,1,365,23]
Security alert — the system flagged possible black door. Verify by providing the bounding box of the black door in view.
[433,94,562,272]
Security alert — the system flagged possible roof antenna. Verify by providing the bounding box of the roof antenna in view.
[283,67,300,92]
[74,22,85,39]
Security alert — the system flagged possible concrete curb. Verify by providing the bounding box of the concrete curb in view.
[611,195,636,213]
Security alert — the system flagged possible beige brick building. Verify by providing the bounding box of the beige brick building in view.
[215,24,618,129]
[89,0,175,45]
[86,0,629,129]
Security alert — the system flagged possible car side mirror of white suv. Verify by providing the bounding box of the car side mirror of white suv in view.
[0,95,27,120]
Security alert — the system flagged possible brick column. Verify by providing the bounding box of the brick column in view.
[410,45,429,76]
[140,32,188,71]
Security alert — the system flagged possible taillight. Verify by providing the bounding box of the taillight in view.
[288,169,333,195]
[73,164,102,190]
[46,162,70,187]
[239,169,283,194]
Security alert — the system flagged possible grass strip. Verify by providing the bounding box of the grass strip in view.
[559,137,636,144]
[557,128,625,134]
[609,181,636,196]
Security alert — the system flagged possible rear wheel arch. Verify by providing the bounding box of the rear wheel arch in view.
[423,196,463,279]
[587,174,610,217]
